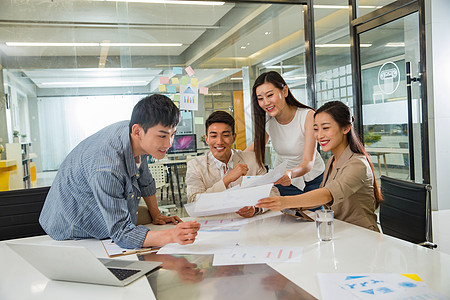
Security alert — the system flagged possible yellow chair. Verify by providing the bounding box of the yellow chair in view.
[30,161,37,188]
[0,160,20,191]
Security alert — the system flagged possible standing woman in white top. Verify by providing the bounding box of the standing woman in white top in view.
[247,71,325,196]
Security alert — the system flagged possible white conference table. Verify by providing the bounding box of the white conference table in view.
[1,211,450,299]
[433,209,450,256]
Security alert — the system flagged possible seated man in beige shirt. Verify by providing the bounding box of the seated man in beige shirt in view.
[186,111,278,218]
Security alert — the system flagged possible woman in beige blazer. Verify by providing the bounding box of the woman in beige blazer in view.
[256,101,382,232]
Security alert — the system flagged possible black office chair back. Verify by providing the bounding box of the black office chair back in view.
[0,186,50,241]
[380,175,437,248]
[379,176,436,248]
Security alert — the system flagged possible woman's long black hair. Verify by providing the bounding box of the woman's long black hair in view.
[315,101,383,207]
[251,71,313,168]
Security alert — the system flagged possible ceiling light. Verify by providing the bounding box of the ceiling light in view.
[230,77,243,81]
[314,5,348,9]
[94,0,225,5]
[101,42,182,47]
[385,42,405,47]
[264,31,271,35]
[249,52,261,59]
[6,42,99,47]
[316,43,372,48]
[40,80,149,87]
[240,46,246,49]
[314,5,382,9]
[6,42,182,47]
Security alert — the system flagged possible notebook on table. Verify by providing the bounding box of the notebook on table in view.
[7,242,161,287]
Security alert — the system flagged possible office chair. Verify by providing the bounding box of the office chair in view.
[379,176,437,249]
[148,164,171,204]
[0,186,49,241]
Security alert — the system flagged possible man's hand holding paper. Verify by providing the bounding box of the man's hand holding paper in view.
[223,163,249,188]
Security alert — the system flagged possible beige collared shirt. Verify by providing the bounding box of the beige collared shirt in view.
[321,145,379,232]
[186,149,278,203]
[212,149,235,179]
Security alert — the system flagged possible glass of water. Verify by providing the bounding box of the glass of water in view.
[315,209,334,242]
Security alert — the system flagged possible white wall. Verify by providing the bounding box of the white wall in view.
[426,0,450,210]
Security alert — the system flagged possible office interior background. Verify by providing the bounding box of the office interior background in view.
[0,0,449,211]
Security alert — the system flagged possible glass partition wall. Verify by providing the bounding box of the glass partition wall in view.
[351,0,429,184]
[360,13,423,181]
[0,0,311,189]
[0,0,412,192]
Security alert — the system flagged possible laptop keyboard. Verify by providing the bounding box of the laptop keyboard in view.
[108,268,140,281]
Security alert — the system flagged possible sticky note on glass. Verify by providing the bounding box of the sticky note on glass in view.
[173,94,180,101]
[180,76,190,85]
[158,85,166,92]
[173,67,183,75]
[171,77,179,84]
[199,87,208,95]
[167,85,177,94]
[185,66,195,77]
[173,101,179,108]
[191,78,198,87]
[160,77,169,84]
[195,117,204,125]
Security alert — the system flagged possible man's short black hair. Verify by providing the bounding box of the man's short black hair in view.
[129,94,180,133]
[205,111,235,134]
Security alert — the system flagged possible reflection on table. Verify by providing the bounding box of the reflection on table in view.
[139,253,316,300]
[1,211,450,299]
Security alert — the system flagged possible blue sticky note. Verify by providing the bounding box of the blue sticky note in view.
[346,276,368,280]
[361,289,375,295]
[377,287,394,293]
[167,85,177,94]
[398,282,417,288]
[173,67,182,75]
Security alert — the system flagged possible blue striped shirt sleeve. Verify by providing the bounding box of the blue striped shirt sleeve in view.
[89,169,149,248]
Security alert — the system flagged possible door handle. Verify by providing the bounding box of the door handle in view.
[405,62,416,181]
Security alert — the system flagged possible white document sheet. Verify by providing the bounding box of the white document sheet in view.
[241,161,288,188]
[157,231,237,255]
[317,273,448,300]
[185,184,273,217]
[212,245,303,266]
[198,218,250,232]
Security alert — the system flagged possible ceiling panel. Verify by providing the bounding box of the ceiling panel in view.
[0,0,235,26]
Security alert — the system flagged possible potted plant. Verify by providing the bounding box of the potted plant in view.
[12,130,20,143]
[364,133,381,146]
[0,144,4,160]
[200,135,208,147]
[20,133,27,143]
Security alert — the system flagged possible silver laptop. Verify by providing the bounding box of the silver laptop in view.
[7,242,161,287]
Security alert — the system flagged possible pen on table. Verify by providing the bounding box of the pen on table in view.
[122,247,160,255]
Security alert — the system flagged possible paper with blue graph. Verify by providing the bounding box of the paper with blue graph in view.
[317,273,448,300]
